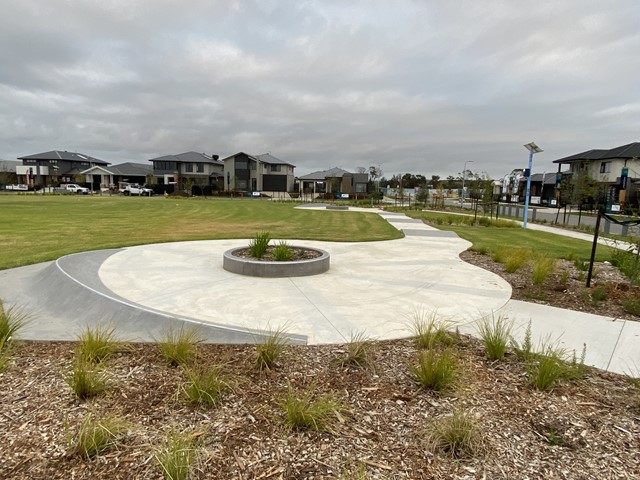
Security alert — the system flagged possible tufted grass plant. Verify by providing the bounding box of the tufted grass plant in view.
[591,286,608,303]
[477,313,513,360]
[0,337,12,373]
[249,231,271,258]
[426,409,482,458]
[510,321,534,361]
[622,298,640,317]
[156,325,203,367]
[76,323,121,364]
[181,364,231,406]
[409,349,458,393]
[273,241,293,261]
[337,331,377,370]
[70,412,127,458]
[65,357,109,399]
[504,248,531,273]
[255,324,289,371]
[155,429,199,480]
[527,341,568,391]
[0,300,29,345]
[281,382,342,432]
[531,257,556,285]
[410,310,455,349]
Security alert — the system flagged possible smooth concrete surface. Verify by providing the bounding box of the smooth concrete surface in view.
[0,207,638,374]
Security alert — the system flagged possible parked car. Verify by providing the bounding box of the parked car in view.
[122,183,153,196]
[63,184,90,194]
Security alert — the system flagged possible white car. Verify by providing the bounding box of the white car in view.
[64,184,90,194]
[122,183,154,196]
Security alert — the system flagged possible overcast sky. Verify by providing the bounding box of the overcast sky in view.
[1,1,638,178]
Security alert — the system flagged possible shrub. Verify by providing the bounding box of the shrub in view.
[0,337,13,373]
[426,409,481,458]
[573,259,589,271]
[273,241,293,261]
[591,286,608,302]
[504,249,530,273]
[337,331,376,370]
[181,364,231,406]
[70,412,127,458]
[531,257,556,285]
[477,313,513,360]
[0,299,29,345]
[249,231,271,258]
[256,325,288,371]
[156,325,203,367]
[528,343,567,391]
[65,357,108,399]
[410,310,454,349]
[511,321,534,361]
[155,429,198,480]
[491,248,508,264]
[410,349,458,392]
[76,323,121,364]
[281,382,341,432]
[622,298,640,317]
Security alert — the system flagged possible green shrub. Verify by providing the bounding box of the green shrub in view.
[70,412,127,458]
[156,325,203,367]
[410,310,454,349]
[491,219,519,228]
[256,325,288,371]
[528,343,567,391]
[410,349,458,392]
[426,409,481,458]
[0,337,13,373]
[181,364,231,406]
[477,313,513,360]
[504,249,530,273]
[491,248,508,264]
[573,259,588,271]
[0,299,29,345]
[511,321,534,361]
[249,231,271,258]
[281,382,341,432]
[531,257,556,285]
[76,323,121,364]
[273,241,293,261]
[622,298,640,317]
[65,357,108,399]
[591,286,608,302]
[337,331,376,370]
[155,429,198,480]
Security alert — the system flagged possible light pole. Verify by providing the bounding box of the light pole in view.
[522,142,543,229]
[461,160,473,204]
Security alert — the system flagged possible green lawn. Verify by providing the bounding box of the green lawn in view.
[0,195,403,270]
[406,211,615,262]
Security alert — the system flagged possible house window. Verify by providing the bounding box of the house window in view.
[235,160,248,170]
[197,163,204,173]
[270,164,282,172]
[600,162,611,173]
[185,163,193,172]
[355,183,367,193]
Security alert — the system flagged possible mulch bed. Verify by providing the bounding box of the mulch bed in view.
[1,337,639,479]
[233,246,322,262]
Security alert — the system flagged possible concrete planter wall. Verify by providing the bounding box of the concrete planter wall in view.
[223,247,330,278]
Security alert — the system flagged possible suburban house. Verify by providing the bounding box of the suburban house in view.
[16,151,109,189]
[221,152,295,192]
[148,151,224,191]
[80,162,153,191]
[297,167,369,196]
[0,160,20,187]
[553,142,640,209]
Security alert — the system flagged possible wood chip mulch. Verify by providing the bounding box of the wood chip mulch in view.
[1,337,639,479]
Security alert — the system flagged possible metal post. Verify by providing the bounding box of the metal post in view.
[523,150,533,229]
[586,210,602,287]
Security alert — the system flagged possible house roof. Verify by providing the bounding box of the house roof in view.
[521,173,557,184]
[553,142,640,163]
[80,162,153,176]
[219,152,258,163]
[17,150,109,165]
[255,153,295,167]
[298,167,351,181]
[149,151,222,165]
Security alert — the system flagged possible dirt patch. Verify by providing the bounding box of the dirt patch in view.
[1,339,639,479]
[460,250,640,321]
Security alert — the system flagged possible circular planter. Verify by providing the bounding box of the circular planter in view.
[223,246,330,278]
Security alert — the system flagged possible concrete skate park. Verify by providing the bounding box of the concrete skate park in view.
[1,207,638,374]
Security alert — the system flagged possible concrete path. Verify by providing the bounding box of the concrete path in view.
[0,206,638,375]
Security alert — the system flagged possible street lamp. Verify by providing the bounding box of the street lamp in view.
[522,142,543,229]
[461,160,473,204]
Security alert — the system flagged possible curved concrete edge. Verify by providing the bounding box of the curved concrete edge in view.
[2,251,307,345]
[223,247,330,277]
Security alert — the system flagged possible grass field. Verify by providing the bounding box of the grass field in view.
[406,211,616,262]
[0,195,403,270]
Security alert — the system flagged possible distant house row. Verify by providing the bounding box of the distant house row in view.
[7,150,370,196]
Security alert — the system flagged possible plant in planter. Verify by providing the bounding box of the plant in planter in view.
[274,241,293,261]
[249,231,271,258]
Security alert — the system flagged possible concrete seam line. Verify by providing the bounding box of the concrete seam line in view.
[53,254,268,338]
[606,318,627,372]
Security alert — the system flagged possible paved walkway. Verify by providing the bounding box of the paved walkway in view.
[0,206,637,374]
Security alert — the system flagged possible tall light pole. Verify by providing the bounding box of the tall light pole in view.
[523,142,543,229]
[461,160,473,204]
